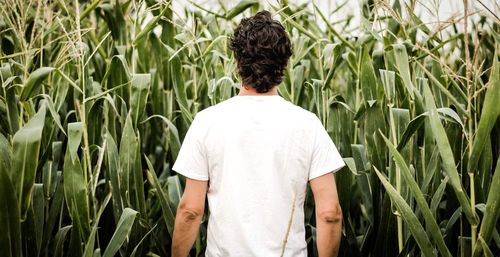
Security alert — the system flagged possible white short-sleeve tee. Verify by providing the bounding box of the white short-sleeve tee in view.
[172,95,344,257]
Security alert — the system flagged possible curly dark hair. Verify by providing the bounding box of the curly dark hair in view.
[230,11,292,93]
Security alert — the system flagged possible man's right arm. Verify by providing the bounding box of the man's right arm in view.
[172,178,207,257]
[310,172,342,257]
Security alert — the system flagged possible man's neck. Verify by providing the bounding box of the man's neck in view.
[238,85,278,96]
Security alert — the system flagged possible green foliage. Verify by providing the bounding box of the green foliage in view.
[0,0,498,256]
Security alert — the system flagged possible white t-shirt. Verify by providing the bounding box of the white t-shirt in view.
[172,95,345,257]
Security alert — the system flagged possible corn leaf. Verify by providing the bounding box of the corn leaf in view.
[53,225,72,257]
[170,52,193,123]
[105,130,123,221]
[416,62,467,115]
[167,175,183,209]
[468,55,500,172]
[63,122,90,240]
[20,67,55,101]
[393,44,415,99]
[380,132,452,257]
[373,166,436,257]
[130,74,151,127]
[11,101,46,218]
[423,82,478,225]
[142,114,181,159]
[0,133,10,173]
[119,112,137,207]
[133,5,170,45]
[224,0,259,20]
[42,171,64,254]
[474,156,500,257]
[0,166,22,257]
[360,46,380,101]
[101,208,138,257]
[33,184,44,255]
[145,156,175,236]
[1,64,20,133]
[83,194,111,257]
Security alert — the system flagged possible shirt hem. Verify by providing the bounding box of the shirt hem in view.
[308,162,345,181]
[172,166,209,181]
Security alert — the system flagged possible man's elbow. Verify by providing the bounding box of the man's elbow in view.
[318,204,342,224]
[177,203,204,223]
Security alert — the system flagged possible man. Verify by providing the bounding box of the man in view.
[171,11,345,257]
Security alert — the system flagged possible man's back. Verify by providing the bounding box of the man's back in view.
[171,11,344,257]
[173,95,344,256]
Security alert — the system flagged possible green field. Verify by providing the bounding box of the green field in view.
[0,0,499,256]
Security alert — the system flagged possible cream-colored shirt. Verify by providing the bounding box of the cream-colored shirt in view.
[173,95,344,257]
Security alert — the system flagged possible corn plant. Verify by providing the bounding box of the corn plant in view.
[0,0,498,256]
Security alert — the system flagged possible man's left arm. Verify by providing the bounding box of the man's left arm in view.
[172,178,208,257]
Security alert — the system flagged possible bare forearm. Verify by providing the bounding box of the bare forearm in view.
[316,212,342,257]
[172,209,203,257]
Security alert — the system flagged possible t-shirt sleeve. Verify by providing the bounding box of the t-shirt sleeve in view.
[172,114,209,181]
[308,115,345,180]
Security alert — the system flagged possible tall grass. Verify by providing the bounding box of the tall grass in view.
[0,0,498,256]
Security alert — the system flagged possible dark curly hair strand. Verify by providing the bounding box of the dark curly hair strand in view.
[230,11,292,93]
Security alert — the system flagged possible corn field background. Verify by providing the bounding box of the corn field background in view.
[0,0,499,256]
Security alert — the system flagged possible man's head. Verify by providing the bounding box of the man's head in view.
[230,11,292,93]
